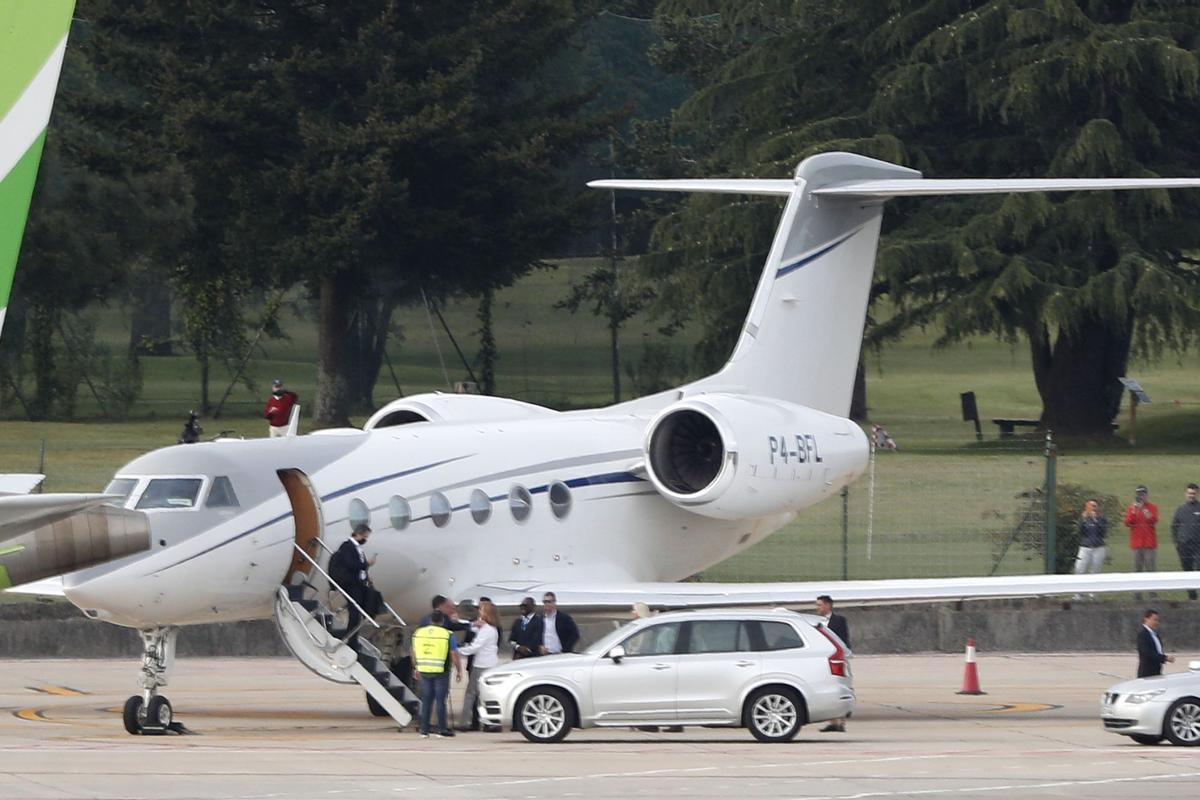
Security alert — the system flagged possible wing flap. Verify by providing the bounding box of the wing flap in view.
[470,572,1200,612]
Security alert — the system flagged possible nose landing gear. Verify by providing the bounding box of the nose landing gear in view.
[123,626,184,735]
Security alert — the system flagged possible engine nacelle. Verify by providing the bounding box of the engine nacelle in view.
[643,394,869,520]
[364,393,557,430]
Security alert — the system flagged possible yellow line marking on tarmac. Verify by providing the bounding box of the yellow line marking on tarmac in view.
[12,707,66,724]
[25,684,86,696]
[982,702,1062,714]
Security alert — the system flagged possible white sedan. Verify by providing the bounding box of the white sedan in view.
[1101,661,1200,746]
[477,608,854,743]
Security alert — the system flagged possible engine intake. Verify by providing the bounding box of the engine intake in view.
[642,394,869,520]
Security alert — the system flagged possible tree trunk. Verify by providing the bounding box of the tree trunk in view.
[849,352,867,422]
[315,271,353,427]
[129,275,173,356]
[477,288,497,395]
[1028,313,1131,436]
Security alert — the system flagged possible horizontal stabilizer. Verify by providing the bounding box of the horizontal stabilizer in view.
[587,178,796,196]
[813,177,1200,198]
[0,474,45,495]
[472,572,1200,612]
[0,493,122,544]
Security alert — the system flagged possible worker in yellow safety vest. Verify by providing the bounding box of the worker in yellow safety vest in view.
[411,609,462,737]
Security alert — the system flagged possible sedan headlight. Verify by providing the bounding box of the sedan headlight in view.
[482,672,522,687]
[1126,689,1166,704]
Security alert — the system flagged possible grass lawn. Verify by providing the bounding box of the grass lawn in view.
[2,258,1198,583]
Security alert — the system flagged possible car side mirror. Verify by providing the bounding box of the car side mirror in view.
[608,645,626,663]
[1189,660,1200,672]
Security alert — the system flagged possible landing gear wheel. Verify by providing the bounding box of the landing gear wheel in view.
[123,696,144,735]
[1164,697,1200,746]
[745,687,803,743]
[366,692,389,717]
[144,696,173,732]
[516,687,571,743]
[1130,733,1164,745]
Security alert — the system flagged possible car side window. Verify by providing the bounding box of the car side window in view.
[758,621,805,651]
[685,620,750,654]
[621,623,681,657]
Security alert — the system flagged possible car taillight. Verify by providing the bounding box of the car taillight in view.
[814,624,848,677]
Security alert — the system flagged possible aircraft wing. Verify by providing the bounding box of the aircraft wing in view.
[3,575,65,598]
[0,493,122,544]
[470,572,1200,612]
[0,474,45,495]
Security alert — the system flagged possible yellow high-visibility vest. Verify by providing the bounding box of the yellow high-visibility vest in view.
[412,625,451,674]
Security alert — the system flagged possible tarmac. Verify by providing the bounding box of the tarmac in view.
[2,653,1199,799]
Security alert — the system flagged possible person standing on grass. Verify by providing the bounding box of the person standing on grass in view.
[1074,499,1108,584]
[1171,483,1200,601]
[1124,485,1159,599]
[264,379,299,437]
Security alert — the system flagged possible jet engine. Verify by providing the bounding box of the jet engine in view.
[0,505,150,589]
[643,394,869,520]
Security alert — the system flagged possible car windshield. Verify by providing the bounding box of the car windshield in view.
[584,620,640,655]
[103,478,138,507]
[135,478,203,510]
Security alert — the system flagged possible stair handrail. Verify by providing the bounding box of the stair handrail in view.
[291,543,380,631]
[275,585,337,652]
[306,536,406,628]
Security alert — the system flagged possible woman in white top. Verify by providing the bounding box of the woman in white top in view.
[457,600,501,731]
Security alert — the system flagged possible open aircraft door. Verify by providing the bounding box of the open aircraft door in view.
[276,469,324,584]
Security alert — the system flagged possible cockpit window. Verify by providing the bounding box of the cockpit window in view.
[103,478,138,507]
[136,478,203,510]
[206,476,240,508]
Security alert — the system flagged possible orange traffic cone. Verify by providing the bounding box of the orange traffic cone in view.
[956,638,986,695]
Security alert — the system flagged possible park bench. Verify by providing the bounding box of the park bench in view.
[991,418,1040,437]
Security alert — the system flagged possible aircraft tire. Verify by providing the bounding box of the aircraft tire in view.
[145,696,173,731]
[122,696,144,735]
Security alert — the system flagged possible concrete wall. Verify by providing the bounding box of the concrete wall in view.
[2,598,1197,658]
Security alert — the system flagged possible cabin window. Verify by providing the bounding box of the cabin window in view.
[549,481,572,520]
[389,496,411,530]
[348,498,370,529]
[430,492,452,528]
[470,489,491,524]
[135,478,203,510]
[509,485,532,522]
[206,476,240,508]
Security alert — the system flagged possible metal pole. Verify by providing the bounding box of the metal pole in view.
[841,485,849,581]
[1044,430,1057,574]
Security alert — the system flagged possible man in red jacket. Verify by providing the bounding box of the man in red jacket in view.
[264,379,299,437]
[1124,485,1159,598]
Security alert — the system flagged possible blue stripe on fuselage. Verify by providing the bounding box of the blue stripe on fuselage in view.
[774,228,859,280]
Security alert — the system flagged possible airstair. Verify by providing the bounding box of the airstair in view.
[272,541,419,728]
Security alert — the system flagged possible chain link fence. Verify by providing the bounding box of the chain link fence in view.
[706,439,1052,582]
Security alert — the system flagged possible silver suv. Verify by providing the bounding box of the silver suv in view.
[477,609,854,743]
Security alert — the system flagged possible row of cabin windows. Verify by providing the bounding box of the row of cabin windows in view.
[346,482,572,531]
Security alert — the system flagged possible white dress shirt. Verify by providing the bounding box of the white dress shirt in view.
[542,612,563,654]
[1144,624,1164,656]
[352,540,367,581]
[458,624,499,669]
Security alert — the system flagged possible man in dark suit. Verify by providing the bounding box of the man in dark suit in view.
[508,597,537,659]
[1137,609,1175,678]
[816,594,850,732]
[524,592,580,655]
[328,524,379,644]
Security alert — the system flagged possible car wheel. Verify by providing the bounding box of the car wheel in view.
[1164,697,1200,746]
[516,687,571,743]
[1129,733,1164,745]
[745,687,803,743]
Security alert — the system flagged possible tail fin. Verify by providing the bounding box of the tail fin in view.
[593,152,1200,416]
[0,1,77,337]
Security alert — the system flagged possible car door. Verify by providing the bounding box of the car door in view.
[589,622,681,724]
[675,620,760,722]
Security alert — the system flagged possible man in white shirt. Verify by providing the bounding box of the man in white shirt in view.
[532,592,579,655]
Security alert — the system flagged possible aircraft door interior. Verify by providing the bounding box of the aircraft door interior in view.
[277,468,324,584]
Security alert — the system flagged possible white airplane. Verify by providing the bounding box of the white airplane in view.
[6,3,1200,737]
